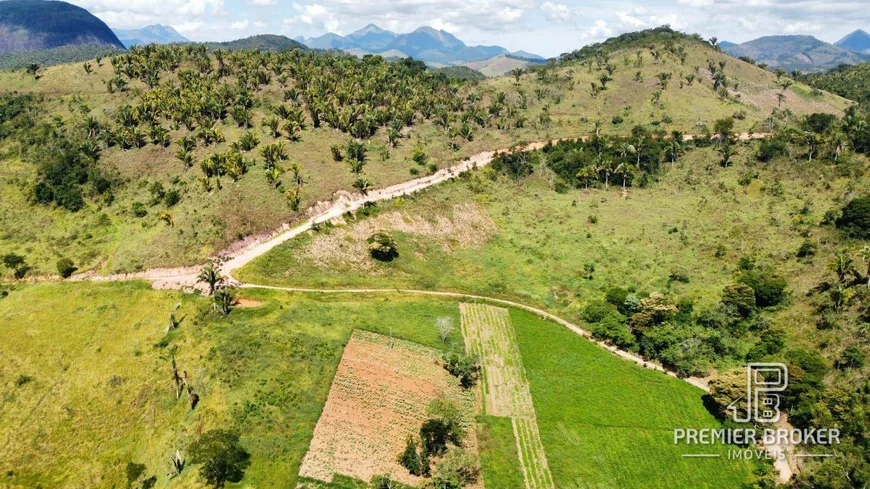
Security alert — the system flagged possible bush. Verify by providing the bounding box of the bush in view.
[739,269,787,308]
[420,419,461,457]
[442,352,480,388]
[721,283,756,317]
[164,188,181,207]
[56,257,77,278]
[836,197,870,239]
[131,202,148,218]
[188,430,250,488]
[398,435,429,476]
[836,346,865,370]
[590,312,636,349]
[368,231,398,261]
[757,138,787,162]
[435,449,480,486]
[797,241,817,258]
[582,300,618,323]
[611,115,624,125]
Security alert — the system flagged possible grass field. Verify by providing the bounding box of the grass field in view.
[510,309,758,488]
[0,282,462,489]
[0,282,757,488]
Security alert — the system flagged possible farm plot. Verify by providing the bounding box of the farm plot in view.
[459,303,555,489]
[298,330,479,487]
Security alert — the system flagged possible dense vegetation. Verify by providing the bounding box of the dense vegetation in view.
[0,43,123,70]
[796,63,870,111]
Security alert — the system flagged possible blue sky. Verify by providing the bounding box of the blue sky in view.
[69,0,870,58]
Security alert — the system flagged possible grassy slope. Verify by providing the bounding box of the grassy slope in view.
[0,39,851,276]
[0,282,463,488]
[511,309,757,488]
[238,144,868,364]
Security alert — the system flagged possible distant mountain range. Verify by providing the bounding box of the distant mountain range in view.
[297,24,543,66]
[0,0,124,53]
[113,24,188,48]
[723,34,870,72]
[835,29,870,55]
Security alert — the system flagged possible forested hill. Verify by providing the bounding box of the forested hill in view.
[0,0,125,52]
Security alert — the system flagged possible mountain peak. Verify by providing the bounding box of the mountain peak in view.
[349,23,387,36]
[835,29,870,54]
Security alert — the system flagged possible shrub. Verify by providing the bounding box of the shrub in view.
[757,137,787,162]
[836,197,870,239]
[435,448,480,486]
[582,300,618,323]
[368,231,398,261]
[442,352,480,388]
[797,241,817,258]
[188,430,250,488]
[722,283,756,317]
[131,202,147,218]
[836,346,866,370]
[164,188,181,207]
[739,269,787,308]
[605,287,628,308]
[15,374,32,387]
[669,269,690,283]
[611,115,624,125]
[420,419,460,457]
[125,461,146,487]
[56,257,76,278]
[591,312,636,349]
[398,435,429,476]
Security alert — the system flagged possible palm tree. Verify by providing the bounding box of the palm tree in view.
[510,67,524,85]
[197,261,223,296]
[213,286,235,316]
[353,177,372,195]
[576,166,596,190]
[859,245,870,288]
[719,142,734,167]
[829,250,855,283]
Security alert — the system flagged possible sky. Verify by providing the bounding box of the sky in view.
[67,0,870,58]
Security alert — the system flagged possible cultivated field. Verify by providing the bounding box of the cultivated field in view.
[298,330,479,487]
[460,303,554,489]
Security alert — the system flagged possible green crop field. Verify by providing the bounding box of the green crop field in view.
[476,415,526,488]
[511,309,758,488]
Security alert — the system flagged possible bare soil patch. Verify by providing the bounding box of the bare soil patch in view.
[298,330,479,487]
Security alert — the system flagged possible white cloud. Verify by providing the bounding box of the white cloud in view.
[231,19,250,30]
[67,0,225,33]
[540,2,571,23]
[581,20,612,40]
[248,0,276,5]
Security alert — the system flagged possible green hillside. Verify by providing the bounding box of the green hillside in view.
[0,29,850,277]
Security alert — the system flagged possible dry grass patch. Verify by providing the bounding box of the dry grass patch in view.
[298,330,479,487]
[302,203,496,271]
